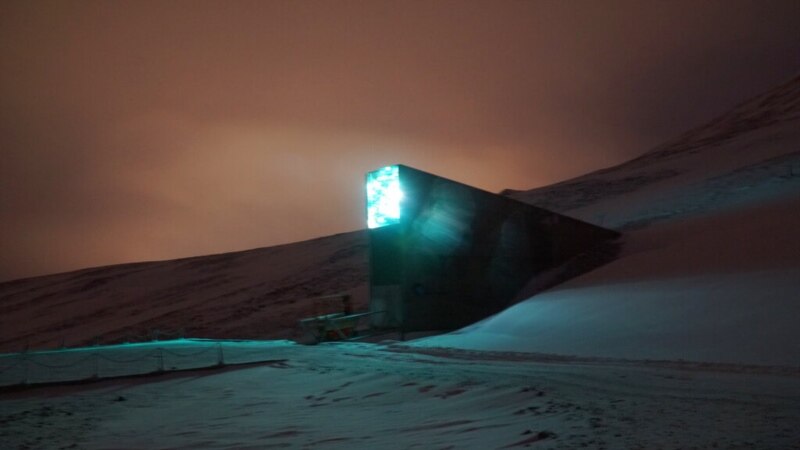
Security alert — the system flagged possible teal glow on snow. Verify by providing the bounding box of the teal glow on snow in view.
[366,165,403,229]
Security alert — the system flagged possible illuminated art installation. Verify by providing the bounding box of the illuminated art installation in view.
[366,165,403,229]
[365,164,620,333]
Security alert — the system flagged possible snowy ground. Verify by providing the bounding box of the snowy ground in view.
[414,193,800,366]
[1,341,799,449]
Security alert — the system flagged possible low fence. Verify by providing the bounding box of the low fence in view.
[0,339,295,388]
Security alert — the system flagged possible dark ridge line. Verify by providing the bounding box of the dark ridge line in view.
[0,229,365,286]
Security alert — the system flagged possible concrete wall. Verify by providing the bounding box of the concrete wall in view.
[369,165,619,332]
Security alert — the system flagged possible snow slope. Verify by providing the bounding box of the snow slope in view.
[418,75,800,366]
[0,231,367,352]
[505,75,800,227]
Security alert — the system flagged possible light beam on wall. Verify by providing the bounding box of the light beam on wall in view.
[366,164,621,331]
[366,165,403,229]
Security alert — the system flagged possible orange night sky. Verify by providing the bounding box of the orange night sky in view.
[1,0,799,281]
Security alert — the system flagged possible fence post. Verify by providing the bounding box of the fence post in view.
[157,348,164,372]
[216,343,224,367]
[21,353,29,385]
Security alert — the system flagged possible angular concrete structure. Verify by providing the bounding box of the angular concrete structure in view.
[367,165,619,332]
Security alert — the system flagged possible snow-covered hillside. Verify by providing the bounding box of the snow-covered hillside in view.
[505,75,800,227]
[0,231,367,352]
[420,75,800,366]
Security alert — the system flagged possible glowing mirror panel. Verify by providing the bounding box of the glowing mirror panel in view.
[366,165,403,228]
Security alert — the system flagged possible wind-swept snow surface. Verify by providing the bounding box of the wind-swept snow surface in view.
[2,343,799,449]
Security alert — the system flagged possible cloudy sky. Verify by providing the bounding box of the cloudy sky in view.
[1,0,799,281]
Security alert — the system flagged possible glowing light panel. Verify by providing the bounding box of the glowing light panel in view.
[366,165,403,228]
